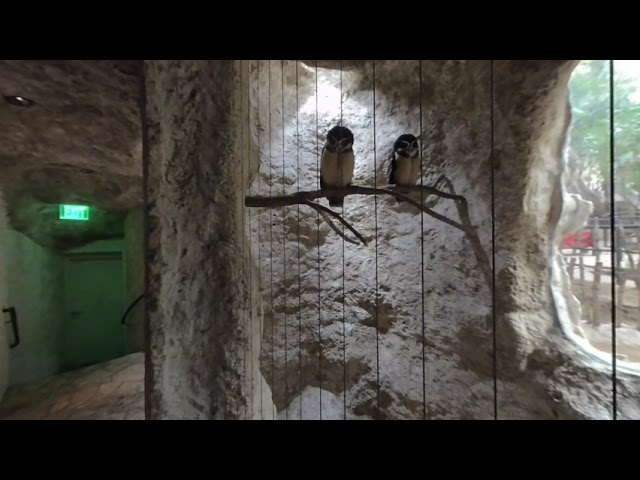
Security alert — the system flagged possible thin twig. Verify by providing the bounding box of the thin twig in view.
[245,190,366,244]
[438,177,493,293]
[347,186,467,232]
[318,210,360,245]
[300,199,368,246]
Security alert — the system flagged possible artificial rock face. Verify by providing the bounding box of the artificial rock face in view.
[248,60,494,419]
[145,60,640,420]
[247,60,640,420]
[144,60,272,420]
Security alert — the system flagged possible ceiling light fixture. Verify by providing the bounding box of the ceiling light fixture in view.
[3,95,35,107]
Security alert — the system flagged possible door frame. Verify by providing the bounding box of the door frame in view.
[61,250,126,370]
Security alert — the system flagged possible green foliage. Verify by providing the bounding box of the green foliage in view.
[568,60,640,190]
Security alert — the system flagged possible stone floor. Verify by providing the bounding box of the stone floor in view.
[0,352,144,420]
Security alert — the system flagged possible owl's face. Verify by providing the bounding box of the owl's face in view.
[394,134,419,158]
[325,126,354,153]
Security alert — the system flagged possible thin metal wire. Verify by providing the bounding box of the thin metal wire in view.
[139,60,151,421]
[373,60,381,418]
[490,60,498,420]
[609,59,617,420]
[418,60,426,420]
[281,60,288,420]
[315,60,323,420]
[248,60,254,421]
[340,60,347,420]
[268,60,276,420]
[257,60,264,420]
[240,60,246,420]
[296,60,303,418]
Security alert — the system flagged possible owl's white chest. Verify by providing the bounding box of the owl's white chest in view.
[321,151,355,186]
[395,156,421,185]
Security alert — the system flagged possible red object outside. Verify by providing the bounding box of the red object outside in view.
[562,232,593,249]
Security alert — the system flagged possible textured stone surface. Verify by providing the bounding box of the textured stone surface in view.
[0,60,142,249]
[278,387,354,420]
[144,60,270,419]
[141,59,639,420]
[8,195,126,250]
[248,60,494,419]
[0,352,144,420]
[246,60,640,419]
[491,60,640,419]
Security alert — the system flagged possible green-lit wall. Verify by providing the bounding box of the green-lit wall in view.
[3,234,129,386]
[1,200,140,387]
[0,191,9,400]
[124,208,144,352]
[5,228,65,386]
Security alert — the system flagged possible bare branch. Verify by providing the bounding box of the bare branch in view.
[318,210,361,245]
[343,186,468,232]
[300,199,367,246]
[244,192,368,245]
[245,179,494,294]
[246,185,468,233]
[383,181,467,203]
[437,177,493,292]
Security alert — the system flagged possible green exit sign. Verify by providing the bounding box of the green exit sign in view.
[59,205,90,221]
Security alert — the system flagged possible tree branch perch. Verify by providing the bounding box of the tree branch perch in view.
[245,185,469,233]
[245,180,493,294]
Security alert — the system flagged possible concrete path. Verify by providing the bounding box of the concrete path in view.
[0,352,144,420]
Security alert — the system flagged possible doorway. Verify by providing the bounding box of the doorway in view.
[62,252,126,370]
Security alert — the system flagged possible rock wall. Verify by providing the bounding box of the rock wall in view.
[145,59,640,420]
[247,60,640,419]
[248,60,494,419]
[144,60,272,419]
[0,61,142,251]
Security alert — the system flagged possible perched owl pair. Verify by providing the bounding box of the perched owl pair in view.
[320,126,421,207]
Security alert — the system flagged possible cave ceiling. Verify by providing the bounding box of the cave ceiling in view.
[0,60,143,249]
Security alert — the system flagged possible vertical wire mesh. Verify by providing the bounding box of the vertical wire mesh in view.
[240,60,247,420]
[268,61,276,420]
[315,61,323,420]
[339,61,347,419]
[608,59,618,420]
[256,60,264,420]
[295,60,303,418]
[281,60,288,419]
[418,60,426,420]
[490,59,498,420]
[247,60,254,421]
[237,59,623,422]
[372,60,380,418]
